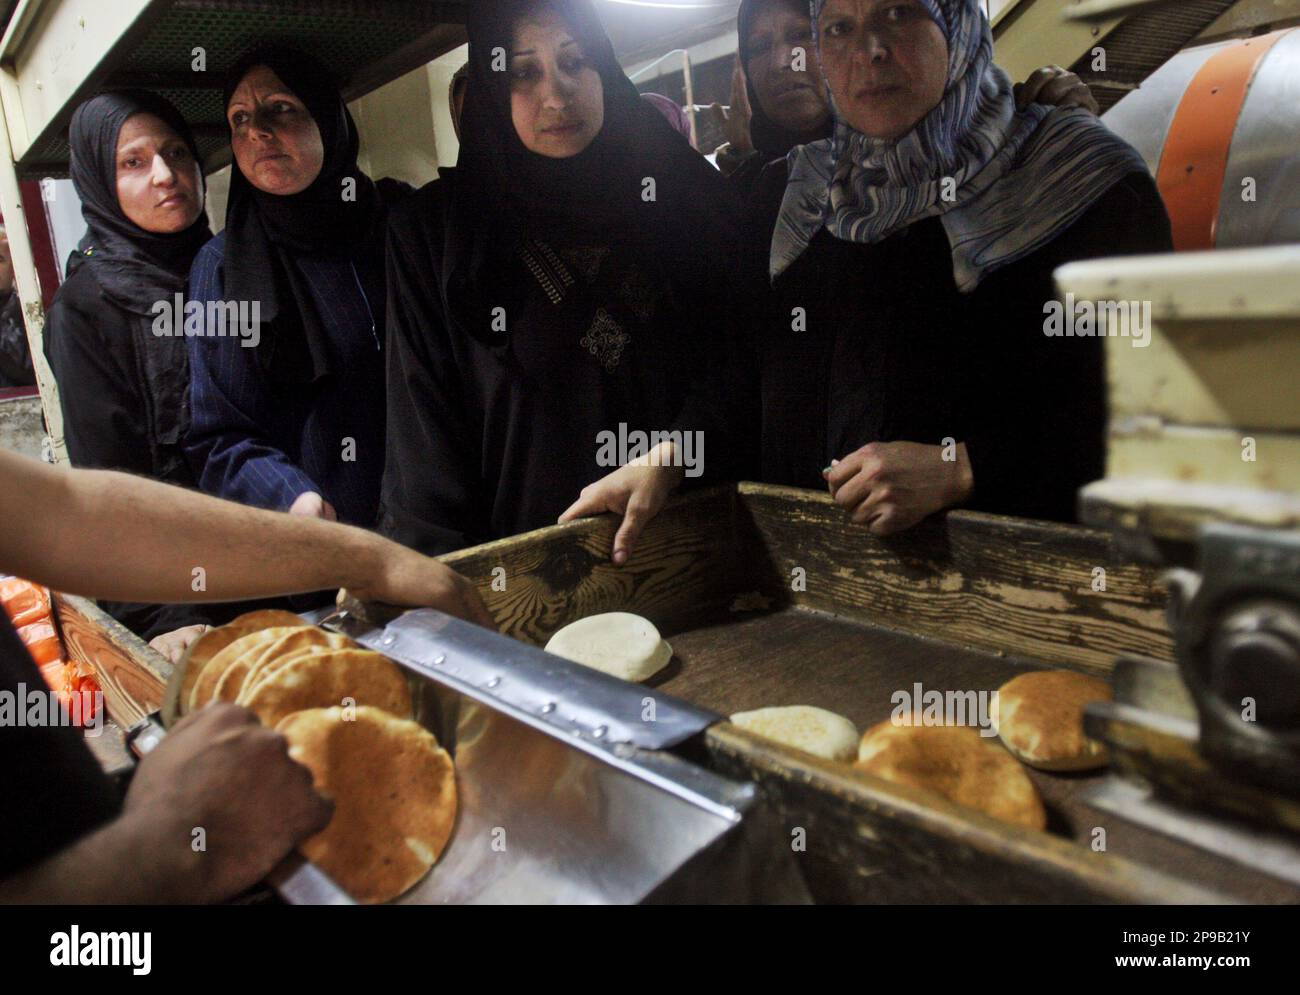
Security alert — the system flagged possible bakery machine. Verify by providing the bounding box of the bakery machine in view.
[1058,244,1300,885]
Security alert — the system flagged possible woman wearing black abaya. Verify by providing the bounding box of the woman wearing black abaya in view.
[758,0,1172,530]
[43,90,220,656]
[380,0,753,563]
[186,46,408,533]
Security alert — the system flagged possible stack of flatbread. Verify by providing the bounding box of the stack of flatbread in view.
[176,610,456,903]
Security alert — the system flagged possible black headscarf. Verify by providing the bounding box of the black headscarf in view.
[220,45,388,385]
[446,0,746,345]
[68,90,212,316]
[736,0,832,159]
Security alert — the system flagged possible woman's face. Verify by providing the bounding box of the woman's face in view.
[509,7,605,158]
[227,65,325,195]
[114,113,203,234]
[817,0,949,141]
[746,0,831,135]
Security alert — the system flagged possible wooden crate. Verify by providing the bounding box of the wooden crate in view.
[53,593,170,729]
[442,483,1298,903]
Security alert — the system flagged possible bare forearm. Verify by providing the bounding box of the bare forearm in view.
[0,451,383,604]
[0,814,198,904]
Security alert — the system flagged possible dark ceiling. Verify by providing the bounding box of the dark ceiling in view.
[1,0,744,177]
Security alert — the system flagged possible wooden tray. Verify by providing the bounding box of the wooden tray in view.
[440,483,1299,904]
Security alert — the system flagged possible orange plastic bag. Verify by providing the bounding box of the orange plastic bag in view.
[18,618,63,666]
[1,576,65,666]
[37,660,101,725]
[1,576,52,629]
[4,575,96,724]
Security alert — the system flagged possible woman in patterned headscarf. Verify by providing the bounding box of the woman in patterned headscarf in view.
[380,0,753,562]
[756,0,1172,530]
[719,0,1098,201]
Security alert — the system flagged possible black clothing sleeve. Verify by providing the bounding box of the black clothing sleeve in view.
[44,270,156,478]
[665,253,765,487]
[43,270,212,639]
[0,612,122,878]
[960,172,1174,521]
[378,194,488,556]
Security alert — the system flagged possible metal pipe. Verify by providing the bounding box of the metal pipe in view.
[0,83,63,462]
[681,49,697,151]
[1065,0,1180,21]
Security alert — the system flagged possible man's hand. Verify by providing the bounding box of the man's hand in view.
[558,441,685,565]
[289,492,337,521]
[725,55,754,154]
[122,703,332,904]
[350,548,495,628]
[1015,66,1099,115]
[824,441,974,536]
[148,624,210,664]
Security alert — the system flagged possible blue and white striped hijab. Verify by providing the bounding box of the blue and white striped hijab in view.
[770,0,1149,290]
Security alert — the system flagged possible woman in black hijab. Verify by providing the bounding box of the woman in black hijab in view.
[185,45,408,532]
[43,90,218,653]
[719,0,834,199]
[380,0,754,563]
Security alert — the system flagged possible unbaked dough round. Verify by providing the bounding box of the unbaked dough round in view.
[543,612,672,682]
[730,706,859,761]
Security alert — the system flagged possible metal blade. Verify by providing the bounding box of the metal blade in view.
[328,607,721,753]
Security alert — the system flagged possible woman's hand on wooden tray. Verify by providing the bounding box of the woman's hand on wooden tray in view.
[824,440,974,536]
[558,440,686,566]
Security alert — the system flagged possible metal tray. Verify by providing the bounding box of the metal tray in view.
[158,607,806,904]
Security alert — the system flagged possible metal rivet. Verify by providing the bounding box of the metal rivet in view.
[540,702,556,714]
[433,655,446,666]
[486,676,501,689]
[592,725,607,739]
[381,633,396,646]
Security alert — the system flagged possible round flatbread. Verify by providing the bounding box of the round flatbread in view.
[994,670,1112,771]
[730,706,859,762]
[278,706,457,904]
[238,638,354,705]
[243,648,412,728]
[187,626,309,713]
[855,721,1047,830]
[213,628,346,705]
[176,609,305,715]
[239,647,332,706]
[543,612,672,682]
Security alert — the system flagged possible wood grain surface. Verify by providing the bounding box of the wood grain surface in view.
[439,486,741,645]
[735,483,1175,676]
[706,723,1229,904]
[670,607,1297,903]
[52,593,171,728]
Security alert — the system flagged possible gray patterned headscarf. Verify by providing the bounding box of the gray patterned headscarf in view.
[770,0,1149,290]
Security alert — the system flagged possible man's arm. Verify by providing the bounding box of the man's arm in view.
[1,705,333,905]
[2,807,200,904]
[0,449,492,625]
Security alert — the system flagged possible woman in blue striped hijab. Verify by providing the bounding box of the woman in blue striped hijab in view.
[756,0,1172,529]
